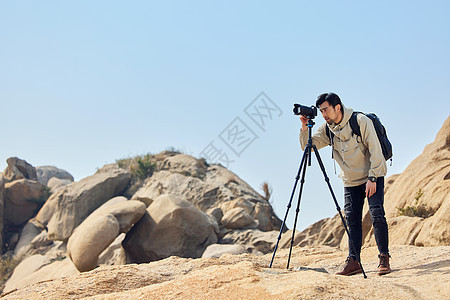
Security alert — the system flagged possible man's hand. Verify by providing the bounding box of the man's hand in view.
[300,115,308,131]
[366,180,377,198]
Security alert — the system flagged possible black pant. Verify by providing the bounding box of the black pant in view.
[344,177,389,260]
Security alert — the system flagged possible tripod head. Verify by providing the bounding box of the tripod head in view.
[306,118,315,127]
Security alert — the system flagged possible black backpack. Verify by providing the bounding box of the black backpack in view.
[325,112,393,162]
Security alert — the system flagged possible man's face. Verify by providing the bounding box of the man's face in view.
[319,101,341,124]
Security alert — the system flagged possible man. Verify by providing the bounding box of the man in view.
[299,92,391,276]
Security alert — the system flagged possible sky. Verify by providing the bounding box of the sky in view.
[1,1,449,231]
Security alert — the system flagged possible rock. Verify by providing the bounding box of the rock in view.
[36,166,74,186]
[3,157,37,182]
[68,215,120,272]
[201,244,247,258]
[4,179,45,225]
[47,177,72,193]
[14,219,45,258]
[35,165,131,241]
[221,229,279,254]
[97,233,127,266]
[3,254,51,293]
[14,230,54,260]
[363,216,424,248]
[221,207,258,229]
[123,194,219,263]
[160,154,207,179]
[67,200,146,272]
[3,256,79,294]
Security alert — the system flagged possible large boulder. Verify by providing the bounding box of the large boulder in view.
[4,179,46,226]
[36,166,74,186]
[3,157,37,182]
[67,199,146,272]
[123,194,219,263]
[35,164,131,241]
[47,177,72,193]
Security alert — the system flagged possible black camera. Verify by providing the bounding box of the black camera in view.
[293,104,317,119]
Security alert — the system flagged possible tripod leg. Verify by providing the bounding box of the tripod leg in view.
[286,146,310,269]
[269,146,309,268]
[312,145,367,278]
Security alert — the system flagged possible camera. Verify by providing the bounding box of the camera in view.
[293,104,317,119]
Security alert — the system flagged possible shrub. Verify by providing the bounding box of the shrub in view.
[116,153,156,180]
[116,153,158,198]
[397,189,435,218]
[131,154,156,180]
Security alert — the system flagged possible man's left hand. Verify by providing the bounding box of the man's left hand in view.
[366,181,377,198]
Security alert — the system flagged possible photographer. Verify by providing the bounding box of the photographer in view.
[299,92,391,276]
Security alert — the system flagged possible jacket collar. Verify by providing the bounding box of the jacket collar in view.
[329,105,354,132]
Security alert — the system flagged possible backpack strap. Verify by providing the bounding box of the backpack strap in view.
[325,125,334,146]
[325,125,335,163]
[349,111,361,137]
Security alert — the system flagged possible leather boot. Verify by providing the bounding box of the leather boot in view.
[377,254,391,275]
[336,256,362,276]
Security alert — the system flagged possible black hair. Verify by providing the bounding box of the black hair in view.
[316,93,343,110]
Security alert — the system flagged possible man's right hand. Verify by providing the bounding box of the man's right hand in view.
[300,115,308,131]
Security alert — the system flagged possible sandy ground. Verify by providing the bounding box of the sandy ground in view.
[2,244,449,300]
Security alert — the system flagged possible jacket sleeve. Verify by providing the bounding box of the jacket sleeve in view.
[357,114,387,178]
[299,123,331,151]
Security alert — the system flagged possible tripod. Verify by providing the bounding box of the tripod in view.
[269,118,367,278]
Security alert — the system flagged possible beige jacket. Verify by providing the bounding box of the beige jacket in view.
[300,106,387,187]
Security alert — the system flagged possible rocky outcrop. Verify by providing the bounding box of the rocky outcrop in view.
[67,199,146,272]
[36,166,74,186]
[132,155,282,232]
[2,157,37,182]
[123,194,219,263]
[3,179,45,226]
[36,165,131,241]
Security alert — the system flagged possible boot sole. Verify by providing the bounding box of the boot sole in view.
[336,269,363,276]
[377,269,391,276]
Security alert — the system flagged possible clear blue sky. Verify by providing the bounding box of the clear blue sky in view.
[1,1,449,230]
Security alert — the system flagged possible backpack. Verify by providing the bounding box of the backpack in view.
[325,112,393,162]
